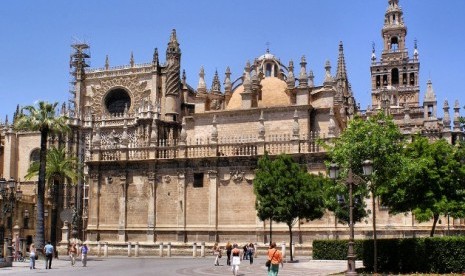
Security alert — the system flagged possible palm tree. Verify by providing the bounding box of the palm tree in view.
[14,101,69,252]
[25,146,81,247]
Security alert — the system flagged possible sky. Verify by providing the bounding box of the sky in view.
[1,0,464,121]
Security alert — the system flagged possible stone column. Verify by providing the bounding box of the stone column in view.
[147,172,156,243]
[118,172,127,242]
[192,243,197,257]
[201,242,205,257]
[97,241,101,257]
[127,242,131,257]
[159,242,164,257]
[88,172,100,241]
[104,242,108,258]
[3,238,8,259]
[208,170,218,241]
[281,242,286,259]
[167,242,171,257]
[177,173,186,242]
[135,242,139,257]
[60,221,69,243]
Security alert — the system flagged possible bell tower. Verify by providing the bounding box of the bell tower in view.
[370,0,420,109]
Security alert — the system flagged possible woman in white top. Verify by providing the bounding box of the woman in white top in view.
[29,243,36,269]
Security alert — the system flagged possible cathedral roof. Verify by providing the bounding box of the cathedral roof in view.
[225,77,290,110]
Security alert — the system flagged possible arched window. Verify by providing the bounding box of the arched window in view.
[409,73,415,85]
[265,64,272,77]
[391,68,399,86]
[390,37,399,51]
[30,149,40,164]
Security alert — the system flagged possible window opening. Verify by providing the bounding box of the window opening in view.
[391,68,399,85]
[193,173,204,188]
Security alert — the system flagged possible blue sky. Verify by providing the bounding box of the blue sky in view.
[1,0,464,121]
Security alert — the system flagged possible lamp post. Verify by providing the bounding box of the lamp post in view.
[0,178,23,238]
[329,161,373,276]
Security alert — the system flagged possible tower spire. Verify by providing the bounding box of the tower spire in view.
[197,66,207,94]
[211,70,221,94]
[336,41,348,82]
[167,29,180,54]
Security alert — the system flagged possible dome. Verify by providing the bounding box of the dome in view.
[258,52,277,61]
[226,77,290,110]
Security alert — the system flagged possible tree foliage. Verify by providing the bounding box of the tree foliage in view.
[14,101,69,251]
[380,137,465,236]
[25,146,81,186]
[254,153,325,261]
[325,112,405,223]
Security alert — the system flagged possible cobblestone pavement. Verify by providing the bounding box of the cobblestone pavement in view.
[0,256,360,275]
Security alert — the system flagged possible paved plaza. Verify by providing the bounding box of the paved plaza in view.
[0,256,359,275]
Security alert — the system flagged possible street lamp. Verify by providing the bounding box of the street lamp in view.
[0,177,23,237]
[329,160,373,276]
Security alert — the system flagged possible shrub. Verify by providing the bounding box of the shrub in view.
[313,237,465,274]
[312,239,363,260]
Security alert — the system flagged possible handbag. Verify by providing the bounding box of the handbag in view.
[35,254,38,260]
[266,249,277,268]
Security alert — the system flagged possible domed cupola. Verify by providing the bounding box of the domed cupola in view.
[257,48,282,78]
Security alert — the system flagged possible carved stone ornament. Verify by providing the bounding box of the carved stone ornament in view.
[147,172,156,181]
[219,170,254,185]
[90,76,150,116]
[163,175,171,183]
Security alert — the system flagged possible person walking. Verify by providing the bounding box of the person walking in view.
[79,243,89,267]
[248,243,255,264]
[242,244,248,260]
[225,242,232,266]
[212,242,221,266]
[267,242,283,276]
[44,241,54,269]
[29,243,36,269]
[68,242,78,266]
[231,244,241,276]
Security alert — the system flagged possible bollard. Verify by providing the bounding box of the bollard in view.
[135,242,139,257]
[281,242,286,259]
[159,242,164,257]
[254,243,258,258]
[127,242,132,257]
[200,242,205,257]
[193,242,197,257]
[292,242,295,259]
[97,242,101,257]
[167,242,172,257]
[104,242,108,258]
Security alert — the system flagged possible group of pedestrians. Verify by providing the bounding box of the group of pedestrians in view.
[212,241,283,276]
[27,240,88,270]
[68,242,89,267]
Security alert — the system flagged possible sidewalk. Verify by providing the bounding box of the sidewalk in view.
[0,256,360,275]
[0,258,72,273]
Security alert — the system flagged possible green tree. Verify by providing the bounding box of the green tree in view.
[254,153,325,261]
[325,112,405,273]
[253,153,276,243]
[14,101,69,251]
[380,137,465,237]
[25,146,81,246]
[322,174,367,225]
[326,113,405,221]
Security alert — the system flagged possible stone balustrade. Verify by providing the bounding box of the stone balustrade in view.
[91,132,328,162]
[58,241,302,259]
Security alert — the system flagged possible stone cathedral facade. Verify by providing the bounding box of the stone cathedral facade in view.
[1,0,464,250]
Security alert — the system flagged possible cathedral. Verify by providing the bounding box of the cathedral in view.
[1,0,463,255]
